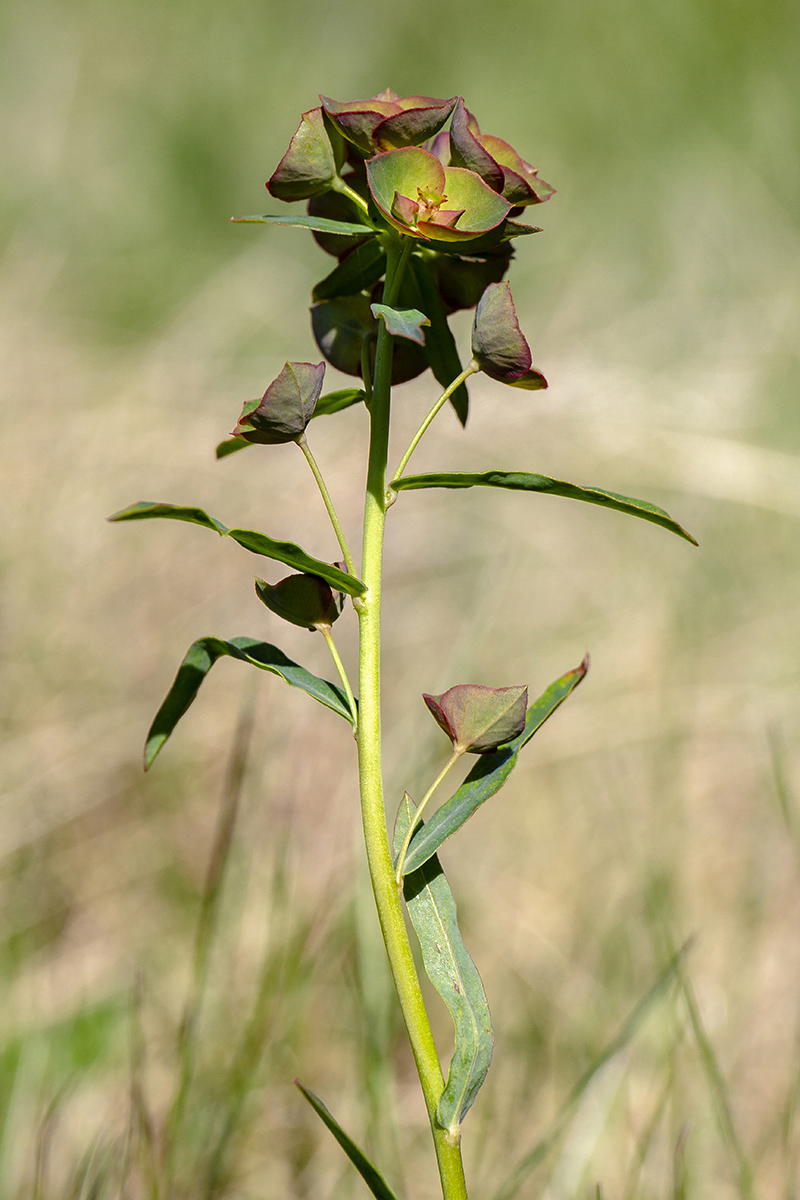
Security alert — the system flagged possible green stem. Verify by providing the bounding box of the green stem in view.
[361,336,373,407]
[389,361,480,491]
[357,234,469,1200]
[332,175,372,220]
[319,624,358,732]
[394,749,463,884]
[296,432,357,577]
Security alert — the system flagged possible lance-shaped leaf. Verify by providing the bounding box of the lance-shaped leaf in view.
[215,389,367,460]
[108,502,365,594]
[394,794,493,1135]
[144,636,354,769]
[295,1082,399,1200]
[366,147,511,242]
[267,107,346,201]
[391,471,698,545]
[471,282,547,389]
[410,256,469,426]
[401,659,588,876]
[370,303,430,345]
[321,90,456,155]
[232,361,325,445]
[424,684,528,754]
[231,214,375,236]
[312,239,387,302]
[449,98,555,207]
[255,571,344,630]
[431,219,540,256]
[307,178,372,256]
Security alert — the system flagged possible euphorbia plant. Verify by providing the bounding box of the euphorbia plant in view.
[111,90,696,1200]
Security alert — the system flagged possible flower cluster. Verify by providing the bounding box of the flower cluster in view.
[263,91,553,402]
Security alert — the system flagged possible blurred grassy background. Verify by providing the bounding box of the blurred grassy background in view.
[1,0,799,1195]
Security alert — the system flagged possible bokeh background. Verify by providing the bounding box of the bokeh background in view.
[2,0,799,1195]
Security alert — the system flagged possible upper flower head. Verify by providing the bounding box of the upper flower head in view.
[446,98,555,207]
[366,146,511,243]
[320,90,457,156]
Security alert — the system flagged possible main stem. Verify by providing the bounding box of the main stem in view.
[357,235,468,1200]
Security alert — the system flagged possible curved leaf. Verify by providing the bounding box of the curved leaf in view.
[394,795,493,1135]
[295,1082,399,1200]
[145,636,354,769]
[401,659,588,876]
[108,502,365,594]
[370,303,430,345]
[231,214,375,236]
[392,471,698,545]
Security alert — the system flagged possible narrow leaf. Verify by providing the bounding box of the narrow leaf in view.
[394,795,493,1134]
[401,659,588,876]
[145,636,354,769]
[370,303,431,345]
[295,1082,399,1200]
[410,256,469,425]
[231,214,375,236]
[392,471,698,545]
[312,240,387,302]
[108,502,365,595]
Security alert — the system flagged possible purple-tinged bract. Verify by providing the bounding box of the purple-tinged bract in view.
[471,283,547,389]
[448,98,555,207]
[233,361,325,444]
[321,90,457,155]
[423,683,528,754]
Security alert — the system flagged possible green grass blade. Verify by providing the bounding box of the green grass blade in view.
[108,501,365,595]
[295,1081,400,1200]
[493,943,689,1200]
[393,471,698,544]
[144,635,355,768]
[231,213,375,235]
[312,240,387,301]
[394,796,493,1135]
[400,659,588,876]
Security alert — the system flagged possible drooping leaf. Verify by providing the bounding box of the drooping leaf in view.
[108,502,365,594]
[424,684,528,753]
[144,636,355,769]
[471,282,547,388]
[391,471,698,545]
[255,572,344,630]
[295,1082,400,1200]
[312,239,386,303]
[370,303,430,345]
[232,361,325,445]
[267,107,346,201]
[394,795,493,1135]
[215,436,251,460]
[400,659,588,876]
[431,220,539,256]
[410,256,469,426]
[231,214,375,236]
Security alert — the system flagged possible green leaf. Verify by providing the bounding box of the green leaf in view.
[394,795,493,1135]
[266,107,346,201]
[410,256,469,426]
[431,220,539,256]
[144,636,354,769]
[312,239,387,302]
[215,436,251,460]
[401,660,588,876]
[370,303,430,345]
[295,1082,400,1200]
[392,471,698,545]
[108,502,366,594]
[313,387,367,417]
[231,214,375,236]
